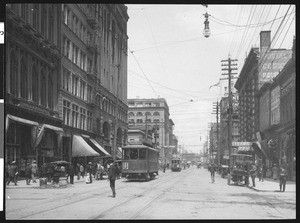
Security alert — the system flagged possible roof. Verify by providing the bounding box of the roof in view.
[122,144,158,152]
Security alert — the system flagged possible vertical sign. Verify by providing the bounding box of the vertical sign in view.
[270,86,280,125]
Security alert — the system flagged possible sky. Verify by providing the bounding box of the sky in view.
[125,4,295,154]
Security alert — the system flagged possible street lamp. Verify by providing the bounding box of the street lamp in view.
[203,12,211,38]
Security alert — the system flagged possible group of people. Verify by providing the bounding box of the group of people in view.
[6,160,38,186]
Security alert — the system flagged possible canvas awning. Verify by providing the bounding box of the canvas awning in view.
[252,140,270,159]
[116,147,123,159]
[44,124,63,132]
[89,139,111,157]
[7,114,39,126]
[72,135,100,157]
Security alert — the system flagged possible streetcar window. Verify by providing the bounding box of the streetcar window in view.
[129,148,138,159]
[123,149,130,159]
[139,148,146,159]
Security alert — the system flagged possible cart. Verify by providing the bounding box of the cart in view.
[228,154,253,185]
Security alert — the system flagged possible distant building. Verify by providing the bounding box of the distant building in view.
[127,98,176,164]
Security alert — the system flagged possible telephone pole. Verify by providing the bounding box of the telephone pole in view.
[212,101,220,166]
[221,56,238,184]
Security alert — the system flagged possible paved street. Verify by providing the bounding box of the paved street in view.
[5,166,295,220]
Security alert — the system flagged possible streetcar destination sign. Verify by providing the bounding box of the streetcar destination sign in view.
[232,142,252,147]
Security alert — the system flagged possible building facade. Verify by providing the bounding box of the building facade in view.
[6,4,63,171]
[127,98,175,164]
[5,4,129,171]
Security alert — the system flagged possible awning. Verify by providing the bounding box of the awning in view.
[89,139,111,157]
[72,135,100,157]
[116,147,122,159]
[252,141,269,159]
[7,114,39,126]
[44,124,63,132]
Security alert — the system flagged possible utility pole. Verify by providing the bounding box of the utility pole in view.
[221,56,238,184]
[112,65,120,162]
[212,101,220,166]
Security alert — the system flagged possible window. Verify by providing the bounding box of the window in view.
[10,50,18,95]
[63,100,71,125]
[20,57,28,99]
[128,102,134,107]
[137,119,143,123]
[145,112,151,117]
[87,85,92,102]
[31,63,38,103]
[63,36,71,59]
[130,148,138,159]
[32,4,39,30]
[80,52,86,70]
[41,5,47,36]
[48,6,54,43]
[153,112,160,116]
[128,112,134,118]
[21,4,26,20]
[137,112,143,117]
[139,148,146,159]
[137,103,143,107]
[123,149,130,160]
[40,68,47,106]
[62,68,71,92]
[72,74,78,96]
[72,45,78,65]
[48,73,53,109]
[80,108,86,130]
[72,104,79,128]
[154,103,160,107]
[80,80,86,99]
[87,111,92,131]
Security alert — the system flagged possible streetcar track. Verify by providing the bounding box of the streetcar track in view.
[90,169,193,219]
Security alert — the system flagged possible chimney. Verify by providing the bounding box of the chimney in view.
[260,31,271,52]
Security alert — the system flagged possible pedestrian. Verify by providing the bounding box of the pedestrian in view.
[68,164,75,184]
[76,163,80,180]
[257,165,264,182]
[163,163,166,173]
[249,162,257,187]
[7,161,19,186]
[47,163,55,183]
[272,164,278,180]
[86,162,93,183]
[24,162,32,185]
[209,163,216,183]
[80,164,85,178]
[279,165,288,192]
[5,162,11,185]
[31,160,38,183]
[40,162,47,178]
[108,161,120,198]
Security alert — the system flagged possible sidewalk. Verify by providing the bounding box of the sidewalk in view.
[247,178,296,193]
[5,175,109,189]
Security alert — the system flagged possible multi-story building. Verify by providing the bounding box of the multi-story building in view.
[60,4,129,164]
[219,93,239,165]
[5,4,129,171]
[235,31,292,175]
[6,4,63,171]
[127,98,175,164]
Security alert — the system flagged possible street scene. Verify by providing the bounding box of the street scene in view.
[4,3,296,220]
[5,166,296,220]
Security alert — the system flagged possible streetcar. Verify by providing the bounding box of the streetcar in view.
[171,157,182,172]
[121,144,159,180]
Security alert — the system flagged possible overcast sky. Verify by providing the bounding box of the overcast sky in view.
[126,4,295,154]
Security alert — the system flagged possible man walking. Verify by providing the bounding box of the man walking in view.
[209,163,216,183]
[7,161,19,186]
[86,162,93,184]
[279,164,288,192]
[108,161,120,198]
[31,160,38,183]
[24,162,32,185]
[249,162,257,187]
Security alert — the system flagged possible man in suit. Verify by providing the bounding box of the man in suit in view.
[108,161,120,198]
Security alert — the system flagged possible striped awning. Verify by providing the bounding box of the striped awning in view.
[72,135,99,157]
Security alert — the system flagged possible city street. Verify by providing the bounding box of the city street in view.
[5,166,295,220]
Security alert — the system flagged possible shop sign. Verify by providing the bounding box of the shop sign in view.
[232,141,252,147]
[271,86,280,125]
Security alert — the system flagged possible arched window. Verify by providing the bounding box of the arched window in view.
[103,122,110,139]
[20,56,28,99]
[153,112,160,116]
[137,112,143,117]
[145,112,151,117]
[128,112,134,118]
[10,50,18,95]
[32,63,38,103]
[48,72,53,109]
[40,68,46,106]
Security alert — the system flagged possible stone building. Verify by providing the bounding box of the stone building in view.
[127,98,175,164]
[5,4,129,171]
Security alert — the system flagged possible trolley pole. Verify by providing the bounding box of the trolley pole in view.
[212,101,220,166]
[221,56,238,184]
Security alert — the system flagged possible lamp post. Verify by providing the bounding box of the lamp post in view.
[203,12,211,38]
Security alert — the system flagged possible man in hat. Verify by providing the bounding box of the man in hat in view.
[7,161,19,186]
[108,161,120,197]
[31,160,38,183]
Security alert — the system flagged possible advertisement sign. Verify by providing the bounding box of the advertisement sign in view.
[270,86,280,125]
[259,90,270,131]
[258,50,292,90]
